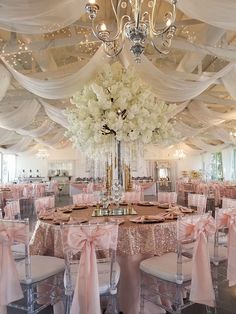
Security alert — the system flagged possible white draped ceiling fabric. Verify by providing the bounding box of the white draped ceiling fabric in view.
[0,0,86,34]
[0,0,236,154]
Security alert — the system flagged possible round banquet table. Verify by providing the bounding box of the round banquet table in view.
[30,204,177,314]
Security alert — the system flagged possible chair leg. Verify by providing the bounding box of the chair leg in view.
[140,272,145,314]
[105,294,119,314]
[26,285,34,313]
[53,300,65,314]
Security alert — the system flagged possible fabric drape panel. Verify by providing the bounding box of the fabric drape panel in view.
[3,44,236,102]
[172,38,236,62]
[41,101,69,129]
[222,147,234,181]
[0,99,40,130]
[35,129,65,147]
[174,121,200,138]
[0,129,20,145]
[120,45,236,102]
[2,47,107,99]
[188,138,227,152]
[0,64,11,101]
[0,0,86,34]
[16,120,55,138]
[6,137,33,153]
[208,128,234,144]
[178,0,236,31]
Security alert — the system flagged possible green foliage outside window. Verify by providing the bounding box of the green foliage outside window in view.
[211,152,223,180]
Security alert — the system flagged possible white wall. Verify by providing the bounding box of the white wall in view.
[16,143,204,181]
[176,155,203,178]
[16,145,88,180]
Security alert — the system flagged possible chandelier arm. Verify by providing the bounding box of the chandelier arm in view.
[103,40,125,58]
[91,15,130,43]
[150,0,176,36]
[150,39,170,55]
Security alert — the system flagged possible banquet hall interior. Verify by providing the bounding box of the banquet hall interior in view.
[1,0,236,314]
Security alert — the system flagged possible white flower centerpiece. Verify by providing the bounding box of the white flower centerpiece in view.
[65,62,176,156]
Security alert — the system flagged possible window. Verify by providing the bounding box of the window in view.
[233,149,236,181]
[2,154,16,183]
[210,152,223,180]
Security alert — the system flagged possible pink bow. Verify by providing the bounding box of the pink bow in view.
[217,211,236,287]
[67,224,118,314]
[0,224,26,305]
[180,216,216,307]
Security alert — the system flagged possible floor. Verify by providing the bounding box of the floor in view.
[8,195,236,314]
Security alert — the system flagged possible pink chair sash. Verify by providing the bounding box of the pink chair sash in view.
[67,224,118,314]
[180,216,216,307]
[0,224,26,305]
[217,211,236,287]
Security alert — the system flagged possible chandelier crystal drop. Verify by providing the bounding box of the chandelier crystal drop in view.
[36,149,49,159]
[173,149,186,160]
[230,129,236,140]
[85,0,177,62]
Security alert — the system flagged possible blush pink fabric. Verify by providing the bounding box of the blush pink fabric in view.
[179,215,216,307]
[0,223,27,305]
[35,196,55,214]
[66,224,118,314]
[4,200,20,220]
[158,192,177,204]
[217,210,236,286]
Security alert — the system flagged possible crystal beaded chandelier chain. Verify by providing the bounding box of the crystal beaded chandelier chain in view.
[85,0,177,62]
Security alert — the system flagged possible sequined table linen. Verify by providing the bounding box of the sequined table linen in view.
[30,205,177,258]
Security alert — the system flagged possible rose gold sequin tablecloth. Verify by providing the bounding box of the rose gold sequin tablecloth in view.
[30,205,177,314]
[30,205,177,258]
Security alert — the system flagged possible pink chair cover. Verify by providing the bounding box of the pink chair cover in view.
[0,223,26,305]
[35,196,55,214]
[66,224,118,314]
[179,215,216,307]
[217,210,236,287]
[4,200,20,220]
[158,192,177,204]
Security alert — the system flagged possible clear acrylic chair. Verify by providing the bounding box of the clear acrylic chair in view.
[188,193,207,213]
[0,218,65,313]
[206,208,236,314]
[158,192,177,204]
[140,213,215,314]
[61,222,120,314]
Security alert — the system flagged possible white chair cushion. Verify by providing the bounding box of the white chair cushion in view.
[65,261,120,295]
[17,255,65,283]
[140,252,192,283]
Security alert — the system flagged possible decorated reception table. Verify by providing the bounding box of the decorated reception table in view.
[30,204,177,314]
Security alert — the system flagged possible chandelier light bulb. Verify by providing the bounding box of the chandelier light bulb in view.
[100,23,107,31]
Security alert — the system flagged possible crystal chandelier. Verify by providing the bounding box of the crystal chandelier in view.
[174,149,186,160]
[36,149,49,160]
[230,129,236,140]
[85,0,177,62]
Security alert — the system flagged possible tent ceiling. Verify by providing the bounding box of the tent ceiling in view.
[0,0,236,155]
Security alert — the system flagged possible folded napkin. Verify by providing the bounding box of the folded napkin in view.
[178,206,193,213]
[53,212,70,222]
[161,210,184,220]
[38,209,55,220]
[108,217,125,225]
[130,215,165,223]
